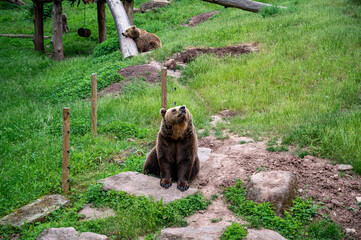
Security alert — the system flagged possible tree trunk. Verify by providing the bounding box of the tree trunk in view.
[33,0,44,52]
[123,0,134,25]
[0,0,26,6]
[106,0,138,58]
[202,0,286,13]
[97,0,106,43]
[52,0,64,60]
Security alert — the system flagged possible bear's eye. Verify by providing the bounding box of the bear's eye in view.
[172,109,176,113]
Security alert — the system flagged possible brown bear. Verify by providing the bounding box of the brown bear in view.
[122,26,162,53]
[143,105,200,191]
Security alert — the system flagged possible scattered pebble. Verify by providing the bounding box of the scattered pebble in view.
[356,197,361,203]
[346,228,356,234]
[337,164,353,171]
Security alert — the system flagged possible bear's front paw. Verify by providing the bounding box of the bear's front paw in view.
[177,181,189,192]
[160,178,172,189]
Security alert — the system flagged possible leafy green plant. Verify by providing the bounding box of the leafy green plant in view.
[266,145,289,152]
[220,222,247,240]
[92,37,120,57]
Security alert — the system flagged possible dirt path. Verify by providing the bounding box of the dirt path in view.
[188,119,361,238]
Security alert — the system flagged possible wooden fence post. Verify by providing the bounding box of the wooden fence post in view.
[91,73,97,137]
[161,67,167,109]
[62,107,70,193]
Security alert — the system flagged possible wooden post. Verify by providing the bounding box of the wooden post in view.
[97,0,106,43]
[52,0,64,60]
[33,0,44,52]
[161,67,167,109]
[62,107,70,193]
[123,0,134,25]
[91,73,97,137]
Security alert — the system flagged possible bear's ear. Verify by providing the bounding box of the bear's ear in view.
[131,25,136,29]
[160,108,166,118]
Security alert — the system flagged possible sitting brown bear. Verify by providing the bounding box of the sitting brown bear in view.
[143,105,200,191]
[122,26,162,53]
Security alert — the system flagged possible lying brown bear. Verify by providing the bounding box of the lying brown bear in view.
[143,105,200,191]
[122,25,162,53]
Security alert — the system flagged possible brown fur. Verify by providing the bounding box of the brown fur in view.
[122,26,162,53]
[143,105,200,191]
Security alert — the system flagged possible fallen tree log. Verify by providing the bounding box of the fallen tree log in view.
[106,0,138,58]
[0,34,51,39]
[201,0,286,13]
[0,0,26,6]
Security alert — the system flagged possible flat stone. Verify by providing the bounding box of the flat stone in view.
[198,147,212,163]
[246,171,297,215]
[160,225,226,240]
[356,196,361,203]
[78,204,116,221]
[37,227,110,240]
[37,227,78,240]
[337,164,353,171]
[246,229,286,240]
[345,228,356,234]
[99,172,198,203]
[0,195,70,227]
[140,0,170,12]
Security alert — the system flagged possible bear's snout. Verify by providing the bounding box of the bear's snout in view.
[180,105,186,113]
[122,32,125,36]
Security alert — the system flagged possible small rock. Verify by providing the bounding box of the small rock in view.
[246,229,287,240]
[164,58,176,70]
[345,228,356,234]
[331,199,342,207]
[246,171,297,215]
[198,147,212,163]
[37,227,110,240]
[356,196,361,203]
[160,225,226,239]
[78,204,116,221]
[337,164,353,171]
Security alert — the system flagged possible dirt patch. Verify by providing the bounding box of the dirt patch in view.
[172,43,258,63]
[184,11,219,27]
[190,132,361,238]
[118,64,160,83]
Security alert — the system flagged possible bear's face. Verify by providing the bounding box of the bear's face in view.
[122,26,139,39]
[161,105,190,125]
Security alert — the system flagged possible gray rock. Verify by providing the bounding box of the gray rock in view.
[79,232,110,240]
[246,171,297,215]
[0,195,70,227]
[345,228,356,234]
[356,196,361,203]
[160,225,226,240]
[99,172,198,203]
[198,147,212,163]
[37,227,78,240]
[164,58,176,70]
[140,0,170,12]
[37,228,110,240]
[337,164,353,171]
[78,204,115,221]
[246,229,286,240]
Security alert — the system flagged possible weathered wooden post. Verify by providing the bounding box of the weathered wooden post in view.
[91,73,97,137]
[97,0,106,43]
[52,0,64,60]
[123,0,134,25]
[62,107,70,193]
[161,67,167,109]
[33,0,44,52]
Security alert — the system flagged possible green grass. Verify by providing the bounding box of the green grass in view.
[0,0,360,238]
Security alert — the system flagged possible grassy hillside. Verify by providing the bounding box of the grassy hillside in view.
[0,0,360,238]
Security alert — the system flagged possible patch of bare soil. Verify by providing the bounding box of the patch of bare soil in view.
[172,43,258,63]
[184,11,219,27]
[189,123,361,238]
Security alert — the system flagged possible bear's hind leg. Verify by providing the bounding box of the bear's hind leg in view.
[143,147,160,177]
